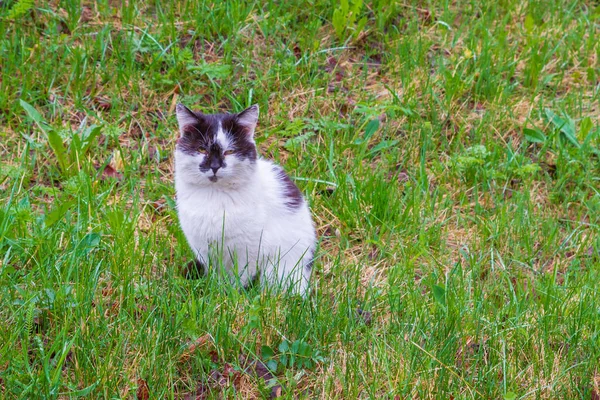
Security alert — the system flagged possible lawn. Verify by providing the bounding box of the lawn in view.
[1,0,599,398]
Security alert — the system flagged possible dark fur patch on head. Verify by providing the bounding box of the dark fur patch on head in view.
[274,165,304,210]
[221,114,257,162]
[176,112,220,155]
[176,111,257,163]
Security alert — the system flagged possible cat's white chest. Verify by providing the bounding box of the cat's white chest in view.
[176,184,263,253]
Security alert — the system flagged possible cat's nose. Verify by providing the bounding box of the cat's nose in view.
[210,159,221,174]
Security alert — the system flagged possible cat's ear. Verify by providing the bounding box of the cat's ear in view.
[176,104,201,136]
[235,104,259,136]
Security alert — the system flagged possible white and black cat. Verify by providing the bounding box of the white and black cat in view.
[174,103,316,296]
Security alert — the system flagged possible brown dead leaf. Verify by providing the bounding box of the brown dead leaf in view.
[104,301,120,317]
[134,303,148,318]
[180,334,211,362]
[587,247,597,257]
[80,6,94,23]
[368,246,379,260]
[397,170,409,183]
[456,337,488,369]
[136,378,149,400]
[325,56,338,73]
[293,44,301,60]
[388,164,410,184]
[208,363,242,389]
[239,353,281,397]
[417,8,433,24]
[184,381,209,400]
[147,145,161,162]
[270,385,283,399]
[592,373,600,400]
[209,369,227,386]
[149,198,167,215]
[58,20,71,35]
[239,353,274,381]
[101,286,114,297]
[100,164,123,180]
[94,97,111,110]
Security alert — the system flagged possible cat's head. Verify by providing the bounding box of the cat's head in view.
[175,104,259,187]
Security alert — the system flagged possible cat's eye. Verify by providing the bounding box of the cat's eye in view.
[223,150,234,156]
[198,148,207,154]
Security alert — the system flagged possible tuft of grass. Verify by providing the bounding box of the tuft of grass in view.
[1,0,599,398]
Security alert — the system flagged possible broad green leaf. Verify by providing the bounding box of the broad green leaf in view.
[187,63,231,79]
[432,284,446,307]
[355,16,368,37]
[106,209,127,232]
[340,0,349,15]
[524,14,534,33]
[77,232,101,254]
[523,127,546,143]
[261,345,274,360]
[291,339,300,354]
[280,354,288,367]
[587,67,596,82]
[62,381,99,397]
[44,200,76,228]
[545,108,580,148]
[580,117,593,139]
[332,9,345,38]
[266,360,278,372]
[368,139,398,155]
[278,341,289,353]
[354,119,379,145]
[350,0,362,15]
[80,125,102,154]
[284,132,314,151]
[298,341,310,356]
[581,122,600,156]
[47,130,69,173]
[399,106,414,117]
[52,337,76,385]
[20,99,51,135]
[69,134,82,165]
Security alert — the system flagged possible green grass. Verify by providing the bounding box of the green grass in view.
[1,0,599,398]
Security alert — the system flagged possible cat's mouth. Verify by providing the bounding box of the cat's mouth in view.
[208,175,218,182]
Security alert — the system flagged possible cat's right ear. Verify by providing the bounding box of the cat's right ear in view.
[235,104,259,137]
[176,104,200,136]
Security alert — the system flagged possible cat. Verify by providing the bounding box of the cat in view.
[174,103,316,296]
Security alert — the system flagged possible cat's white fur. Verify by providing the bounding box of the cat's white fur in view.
[175,104,316,295]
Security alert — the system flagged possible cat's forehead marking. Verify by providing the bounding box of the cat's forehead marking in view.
[215,120,230,149]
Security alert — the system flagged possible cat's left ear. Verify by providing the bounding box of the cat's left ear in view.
[176,103,201,136]
[236,104,259,136]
